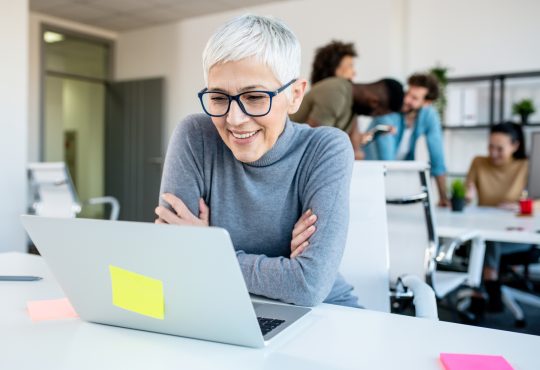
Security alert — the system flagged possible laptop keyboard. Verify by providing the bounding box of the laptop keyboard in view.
[257,317,285,336]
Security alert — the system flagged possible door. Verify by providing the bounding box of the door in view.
[42,28,111,219]
[105,78,164,222]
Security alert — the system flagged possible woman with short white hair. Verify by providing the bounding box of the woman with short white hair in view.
[155,14,358,307]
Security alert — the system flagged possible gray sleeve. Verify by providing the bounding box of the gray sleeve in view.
[236,130,354,306]
[159,115,205,216]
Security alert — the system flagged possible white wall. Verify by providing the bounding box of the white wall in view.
[406,0,540,175]
[0,0,29,252]
[406,0,540,76]
[116,0,406,140]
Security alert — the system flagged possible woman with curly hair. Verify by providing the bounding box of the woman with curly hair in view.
[310,40,357,85]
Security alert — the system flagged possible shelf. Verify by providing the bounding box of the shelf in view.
[447,70,540,83]
[443,125,491,130]
[443,123,540,130]
[444,70,540,130]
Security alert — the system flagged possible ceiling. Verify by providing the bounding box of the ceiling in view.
[30,0,293,32]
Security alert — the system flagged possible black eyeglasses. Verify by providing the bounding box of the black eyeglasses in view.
[197,79,297,117]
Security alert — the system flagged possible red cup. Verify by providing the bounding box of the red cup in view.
[519,198,533,215]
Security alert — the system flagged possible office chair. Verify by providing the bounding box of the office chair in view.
[28,162,120,220]
[366,161,488,321]
[340,161,438,319]
[381,162,482,294]
[499,246,540,327]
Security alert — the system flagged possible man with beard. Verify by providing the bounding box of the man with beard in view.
[290,77,404,159]
[365,73,449,206]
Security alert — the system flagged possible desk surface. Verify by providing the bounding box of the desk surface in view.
[436,206,540,244]
[1,252,538,370]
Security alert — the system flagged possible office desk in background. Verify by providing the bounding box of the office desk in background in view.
[1,252,539,370]
[436,206,540,245]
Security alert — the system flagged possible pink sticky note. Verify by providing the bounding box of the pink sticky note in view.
[440,353,513,370]
[27,298,79,321]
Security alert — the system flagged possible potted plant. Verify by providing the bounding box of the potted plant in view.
[430,63,451,122]
[512,99,536,124]
[450,179,466,212]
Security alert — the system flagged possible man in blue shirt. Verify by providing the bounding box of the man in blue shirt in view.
[365,73,449,206]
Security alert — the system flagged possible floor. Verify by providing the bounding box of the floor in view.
[437,280,540,336]
[438,301,540,336]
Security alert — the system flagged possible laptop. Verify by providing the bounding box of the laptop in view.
[20,215,311,348]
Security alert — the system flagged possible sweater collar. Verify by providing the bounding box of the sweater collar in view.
[245,117,295,167]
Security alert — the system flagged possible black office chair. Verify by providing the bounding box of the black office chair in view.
[499,245,540,327]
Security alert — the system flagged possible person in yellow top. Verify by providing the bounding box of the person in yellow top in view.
[466,123,528,207]
[465,122,532,311]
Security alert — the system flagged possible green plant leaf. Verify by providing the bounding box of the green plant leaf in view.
[450,179,466,199]
[512,99,536,115]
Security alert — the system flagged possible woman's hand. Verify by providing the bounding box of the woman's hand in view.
[498,202,519,212]
[290,209,317,258]
[465,181,476,204]
[155,193,209,227]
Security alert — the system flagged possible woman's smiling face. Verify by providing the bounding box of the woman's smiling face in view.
[207,57,305,163]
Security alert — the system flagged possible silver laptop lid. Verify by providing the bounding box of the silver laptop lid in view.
[21,215,265,348]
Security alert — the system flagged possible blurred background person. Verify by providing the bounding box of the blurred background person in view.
[465,122,534,311]
[310,40,357,85]
[364,73,449,206]
[290,76,403,159]
[292,40,401,159]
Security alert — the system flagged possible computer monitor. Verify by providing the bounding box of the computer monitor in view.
[529,132,540,199]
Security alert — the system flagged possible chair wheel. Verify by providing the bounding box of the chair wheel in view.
[515,319,526,328]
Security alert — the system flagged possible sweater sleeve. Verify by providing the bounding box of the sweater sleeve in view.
[235,129,354,306]
[158,115,205,215]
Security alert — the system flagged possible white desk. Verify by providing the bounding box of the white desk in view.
[1,252,538,370]
[436,206,540,245]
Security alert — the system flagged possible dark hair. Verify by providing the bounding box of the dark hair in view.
[490,122,527,159]
[310,40,357,85]
[407,73,440,101]
[380,78,404,112]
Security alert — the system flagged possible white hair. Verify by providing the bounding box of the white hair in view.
[202,14,301,93]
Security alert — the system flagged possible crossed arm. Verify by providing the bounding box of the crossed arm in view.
[157,118,352,306]
[155,194,317,259]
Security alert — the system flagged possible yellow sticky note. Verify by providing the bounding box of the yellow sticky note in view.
[109,265,164,320]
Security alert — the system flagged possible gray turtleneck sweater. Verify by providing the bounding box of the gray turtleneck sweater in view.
[159,113,358,307]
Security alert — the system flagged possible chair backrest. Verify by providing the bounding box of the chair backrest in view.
[377,161,438,284]
[28,162,81,218]
[340,162,390,312]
